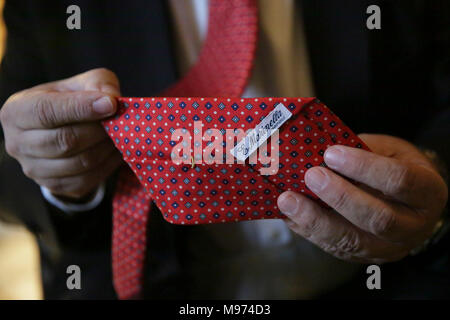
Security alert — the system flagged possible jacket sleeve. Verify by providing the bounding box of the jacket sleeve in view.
[0,0,112,252]
[0,0,46,109]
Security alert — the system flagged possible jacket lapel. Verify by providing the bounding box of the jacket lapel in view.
[299,0,371,130]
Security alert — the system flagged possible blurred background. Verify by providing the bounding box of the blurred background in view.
[0,0,43,300]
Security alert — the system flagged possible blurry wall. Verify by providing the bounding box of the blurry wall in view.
[0,0,43,300]
[0,0,4,56]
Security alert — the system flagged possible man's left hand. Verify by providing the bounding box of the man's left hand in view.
[277,134,448,263]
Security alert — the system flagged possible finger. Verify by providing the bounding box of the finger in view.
[36,149,123,198]
[277,191,408,263]
[323,145,444,208]
[14,90,117,129]
[56,68,121,96]
[304,166,425,242]
[21,140,117,179]
[33,68,121,97]
[19,123,108,158]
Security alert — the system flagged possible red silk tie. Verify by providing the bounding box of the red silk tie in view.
[104,96,370,299]
[104,1,370,300]
[107,0,259,299]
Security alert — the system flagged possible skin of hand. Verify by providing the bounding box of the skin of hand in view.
[0,68,123,200]
[277,134,448,264]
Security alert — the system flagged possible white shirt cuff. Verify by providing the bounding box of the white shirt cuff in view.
[40,183,105,214]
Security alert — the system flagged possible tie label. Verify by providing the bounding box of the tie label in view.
[231,103,292,162]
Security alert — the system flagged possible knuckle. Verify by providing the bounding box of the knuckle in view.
[298,211,323,238]
[91,68,116,81]
[322,230,361,259]
[66,94,89,122]
[21,164,34,179]
[352,156,369,177]
[76,151,96,171]
[335,231,361,254]
[34,95,56,127]
[55,126,78,154]
[331,188,350,211]
[328,230,361,256]
[87,68,119,94]
[4,139,19,157]
[386,164,414,196]
[1,93,21,124]
[370,206,397,237]
[1,91,30,128]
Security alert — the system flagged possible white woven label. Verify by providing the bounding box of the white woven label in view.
[231,103,292,161]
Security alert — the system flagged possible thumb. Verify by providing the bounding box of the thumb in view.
[58,68,121,97]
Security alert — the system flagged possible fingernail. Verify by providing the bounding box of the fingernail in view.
[278,192,298,216]
[324,146,345,169]
[93,96,114,115]
[305,168,328,193]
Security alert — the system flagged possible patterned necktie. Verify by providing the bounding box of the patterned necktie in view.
[104,1,370,300]
[105,0,259,299]
[104,95,370,299]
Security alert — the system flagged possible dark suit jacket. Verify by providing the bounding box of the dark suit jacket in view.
[0,0,448,299]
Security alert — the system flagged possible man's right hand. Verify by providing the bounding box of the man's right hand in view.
[0,68,123,200]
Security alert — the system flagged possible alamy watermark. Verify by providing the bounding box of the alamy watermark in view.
[170,122,280,175]
[366,5,381,30]
[366,265,381,290]
[66,5,81,30]
[66,265,81,290]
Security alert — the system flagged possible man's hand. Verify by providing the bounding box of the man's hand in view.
[277,134,448,263]
[0,68,123,199]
